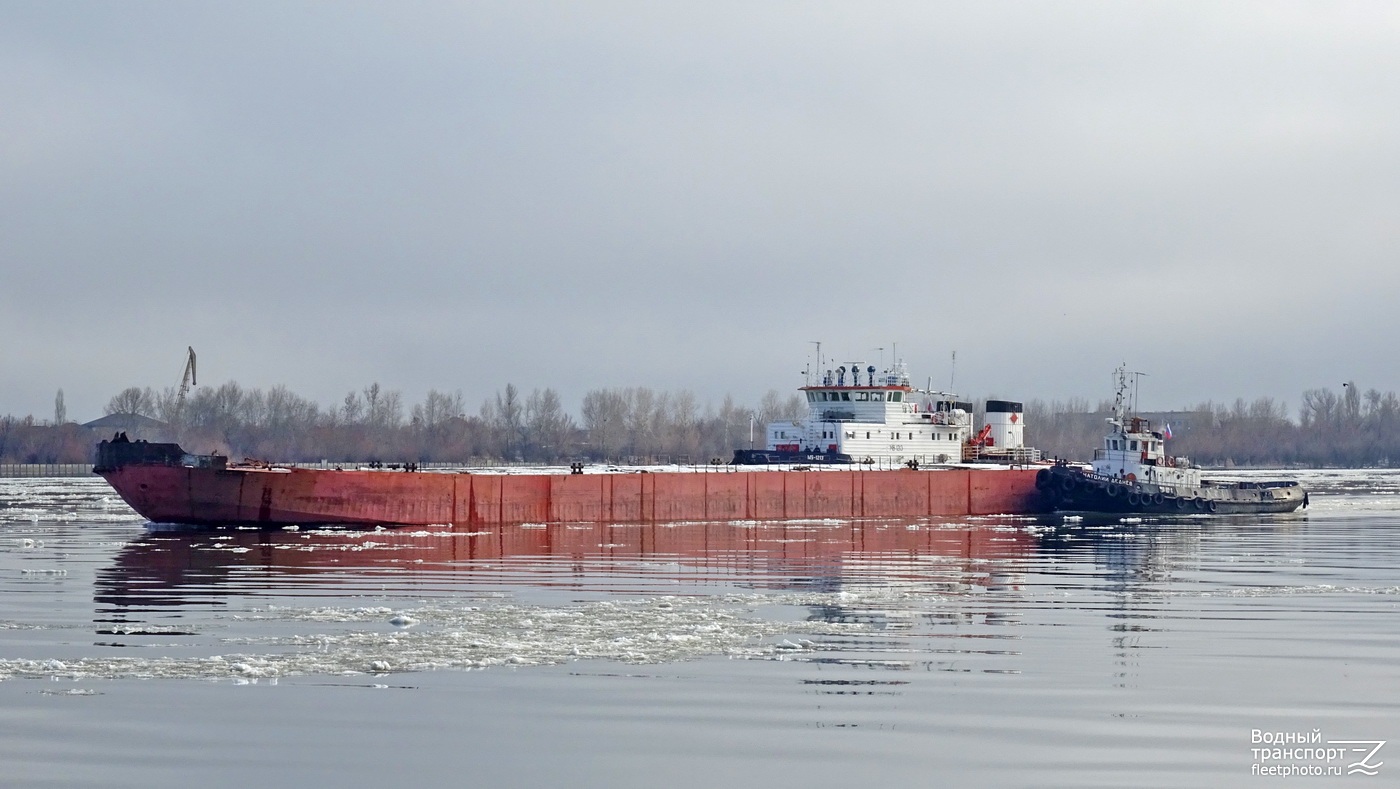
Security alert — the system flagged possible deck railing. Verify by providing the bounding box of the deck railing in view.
[0,464,96,478]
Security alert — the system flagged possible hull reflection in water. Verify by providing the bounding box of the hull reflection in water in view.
[96,518,1037,607]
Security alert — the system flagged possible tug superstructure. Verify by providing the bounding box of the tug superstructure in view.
[1037,366,1307,514]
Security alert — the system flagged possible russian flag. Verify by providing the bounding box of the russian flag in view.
[1163,423,1173,440]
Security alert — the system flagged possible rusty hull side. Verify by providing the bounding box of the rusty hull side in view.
[101,465,1046,527]
[100,465,456,526]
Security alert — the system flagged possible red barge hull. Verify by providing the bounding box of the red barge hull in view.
[98,462,1048,527]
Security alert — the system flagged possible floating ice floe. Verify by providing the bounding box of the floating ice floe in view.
[0,592,874,683]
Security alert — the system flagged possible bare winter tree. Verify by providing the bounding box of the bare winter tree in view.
[341,390,365,424]
[524,387,574,461]
[379,390,404,429]
[758,389,802,424]
[104,386,156,417]
[487,384,524,459]
[1300,388,1339,428]
[1342,380,1362,426]
[412,389,465,431]
[581,388,630,460]
[668,390,702,459]
[152,386,181,426]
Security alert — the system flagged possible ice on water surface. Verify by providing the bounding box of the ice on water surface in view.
[3,478,959,682]
[7,465,1400,789]
[2,471,1400,688]
[0,591,881,681]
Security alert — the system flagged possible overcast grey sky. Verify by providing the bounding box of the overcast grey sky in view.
[3,1,1398,422]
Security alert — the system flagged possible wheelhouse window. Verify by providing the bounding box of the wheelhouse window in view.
[890,392,903,402]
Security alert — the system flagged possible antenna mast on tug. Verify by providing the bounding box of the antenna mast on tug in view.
[1110,364,1148,431]
[1131,370,1147,419]
[1111,365,1128,430]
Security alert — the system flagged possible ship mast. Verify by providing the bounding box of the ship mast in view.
[1110,364,1148,434]
[1111,364,1129,432]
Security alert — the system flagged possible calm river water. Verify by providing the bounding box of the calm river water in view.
[1,470,1396,788]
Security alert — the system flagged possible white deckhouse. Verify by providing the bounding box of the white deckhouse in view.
[736,358,1037,467]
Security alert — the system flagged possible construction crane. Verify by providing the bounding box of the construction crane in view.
[174,346,196,421]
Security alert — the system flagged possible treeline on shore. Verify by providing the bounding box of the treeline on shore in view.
[1,381,805,466]
[1029,381,1398,467]
[1,380,1396,468]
